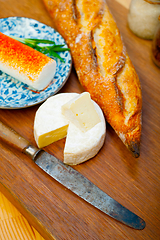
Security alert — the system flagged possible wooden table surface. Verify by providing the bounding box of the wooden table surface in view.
[0,0,160,239]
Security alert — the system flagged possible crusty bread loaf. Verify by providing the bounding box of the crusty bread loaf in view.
[43,0,142,157]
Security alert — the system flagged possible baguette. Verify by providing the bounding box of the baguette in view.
[43,0,142,157]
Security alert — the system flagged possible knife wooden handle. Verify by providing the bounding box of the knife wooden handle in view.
[0,120,31,152]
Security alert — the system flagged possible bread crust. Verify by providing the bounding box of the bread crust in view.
[43,0,142,157]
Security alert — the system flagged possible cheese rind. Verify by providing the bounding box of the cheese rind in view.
[34,92,106,165]
[61,92,101,132]
[0,32,56,90]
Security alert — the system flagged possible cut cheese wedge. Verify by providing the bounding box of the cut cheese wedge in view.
[61,92,101,132]
[34,92,106,165]
[0,32,56,90]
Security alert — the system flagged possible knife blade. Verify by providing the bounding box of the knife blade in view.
[0,120,145,230]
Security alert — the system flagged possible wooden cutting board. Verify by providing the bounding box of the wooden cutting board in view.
[0,0,160,239]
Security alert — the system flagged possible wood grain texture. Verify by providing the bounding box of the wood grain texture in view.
[0,0,160,239]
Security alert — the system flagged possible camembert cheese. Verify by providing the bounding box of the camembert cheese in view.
[34,92,106,165]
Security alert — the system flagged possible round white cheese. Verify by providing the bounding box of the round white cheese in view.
[34,93,106,165]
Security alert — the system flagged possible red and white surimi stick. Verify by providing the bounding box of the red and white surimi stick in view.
[0,32,56,90]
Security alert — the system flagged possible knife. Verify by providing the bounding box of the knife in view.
[0,120,145,230]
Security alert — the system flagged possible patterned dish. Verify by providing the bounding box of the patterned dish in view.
[0,17,72,109]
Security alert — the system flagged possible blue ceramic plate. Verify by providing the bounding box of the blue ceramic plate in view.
[0,17,72,109]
